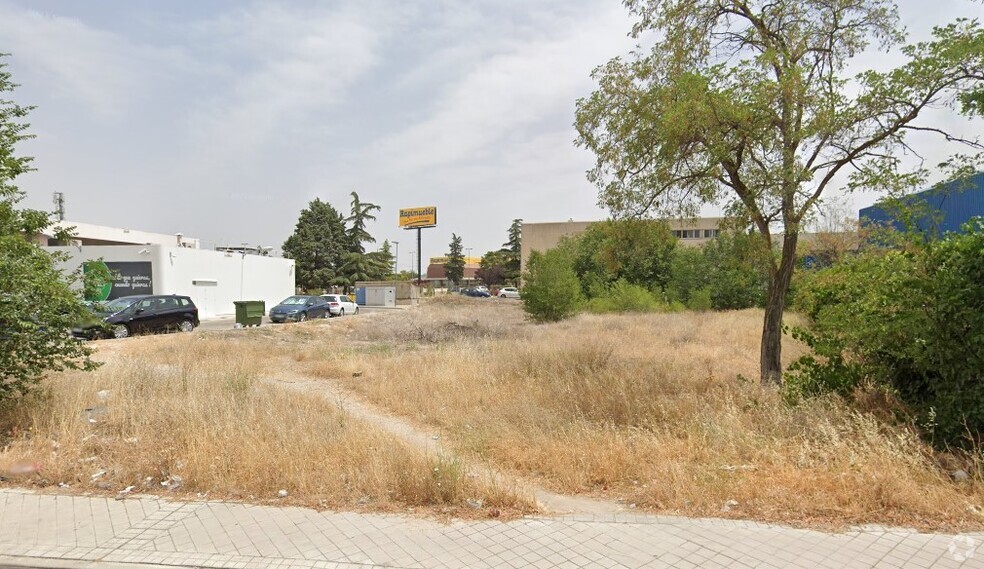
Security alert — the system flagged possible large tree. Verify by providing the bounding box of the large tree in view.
[477,250,510,287]
[282,198,347,291]
[575,0,984,385]
[445,233,465,288]
[0,55,99,401]
[345,191,381,254]
[501,218,523,280]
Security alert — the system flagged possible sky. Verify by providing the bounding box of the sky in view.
[1,0,982,268]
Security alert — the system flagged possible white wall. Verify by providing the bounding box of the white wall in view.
[48,245,295,318]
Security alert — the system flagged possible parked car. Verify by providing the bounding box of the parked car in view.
[460,288,491,298]
[268,295,329,323]
[321,294,359,316]
[72,295,200,339]
[498,286,521,299]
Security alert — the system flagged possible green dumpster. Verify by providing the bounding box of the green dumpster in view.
[233,300,265,327]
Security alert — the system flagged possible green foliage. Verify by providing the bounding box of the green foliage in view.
[586,279,671,313]
[500,219,523,282]
[702,231,770,309]
[337,251,391,288]
[445,233,465,287]
[345,191,381,254]
[0,55,99,401]
[521,249,584,323]
[282,198,347,291]
[571,219,676,295]
[373,240,396,280]
[788,221,984,446]
[504,218,522,255]
[685,287,712,311]
[782,327,865,403]
[666,246,708,305]
[666,231,769,310]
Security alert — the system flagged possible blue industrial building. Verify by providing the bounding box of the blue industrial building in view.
[859,172,984,237]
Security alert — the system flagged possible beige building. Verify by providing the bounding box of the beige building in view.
[520,218,725,275]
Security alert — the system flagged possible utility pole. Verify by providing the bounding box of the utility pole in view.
[392,241,399,275]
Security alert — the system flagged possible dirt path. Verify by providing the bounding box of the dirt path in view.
[264,374,625,516]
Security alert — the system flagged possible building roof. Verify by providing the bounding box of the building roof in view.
[859,172,984,237]
[38,220,200,248]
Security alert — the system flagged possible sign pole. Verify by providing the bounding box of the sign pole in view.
[397,206,437,290]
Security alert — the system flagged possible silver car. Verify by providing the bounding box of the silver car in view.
[321,294,360,316]
[498,286,521,299]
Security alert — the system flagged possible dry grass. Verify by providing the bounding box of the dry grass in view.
[2,295,982,530]
[0,331,534,517]
[307,298,984,530]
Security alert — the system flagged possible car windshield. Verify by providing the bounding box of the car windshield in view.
[324,296,339,302]
[101,298,139,313]
[280,296,308,305]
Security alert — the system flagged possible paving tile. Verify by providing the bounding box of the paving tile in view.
[2,489,983,569]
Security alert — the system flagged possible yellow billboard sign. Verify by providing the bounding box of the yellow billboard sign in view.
[399,206,438,229]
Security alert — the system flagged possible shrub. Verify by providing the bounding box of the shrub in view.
[570,219,676,296]
[685,287,713,311]
[521,249,584,323]
[587,280,666,313]
[666,231,769,310]
[788,220,984,447]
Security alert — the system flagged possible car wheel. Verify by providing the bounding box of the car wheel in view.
[112,324,130,339]
[178,319,195,333]
[298,312,307,322]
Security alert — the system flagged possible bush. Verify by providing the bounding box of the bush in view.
[685,287,713,311]
[570,219,676,296]
[667,231,769,310]
[788,220,984,447]
[587,280,667,313]
[521,249,584,323]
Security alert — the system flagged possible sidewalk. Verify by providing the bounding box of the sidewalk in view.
[0,489,979,568]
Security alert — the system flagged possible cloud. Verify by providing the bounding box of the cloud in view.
[365,4,632,176]
[0,3,195,119]
[181,3,395,176]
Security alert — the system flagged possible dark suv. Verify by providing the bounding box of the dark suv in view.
[73,295,200,339]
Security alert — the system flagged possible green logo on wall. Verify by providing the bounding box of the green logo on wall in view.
[83,261,113,302]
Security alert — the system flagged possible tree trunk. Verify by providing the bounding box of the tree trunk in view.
[760,231,799,387]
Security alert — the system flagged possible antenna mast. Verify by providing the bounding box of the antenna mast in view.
[52,192,65,221]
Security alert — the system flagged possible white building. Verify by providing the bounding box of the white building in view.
[42,222,294,318]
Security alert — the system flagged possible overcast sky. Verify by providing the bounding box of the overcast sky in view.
[2,0,982,266]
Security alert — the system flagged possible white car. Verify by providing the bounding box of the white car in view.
[498,286,521,299]
[320,294,359,317]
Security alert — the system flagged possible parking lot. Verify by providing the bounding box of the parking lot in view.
[198,305,394,331]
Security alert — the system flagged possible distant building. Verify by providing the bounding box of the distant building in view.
[859,172,984,238]
[41,221,293,318]
[520,217,725,276]
[424,256,482,289]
